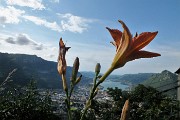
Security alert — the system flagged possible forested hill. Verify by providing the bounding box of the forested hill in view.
[81,70,178,98]
[142,70,178,98]
[0,53,91,89]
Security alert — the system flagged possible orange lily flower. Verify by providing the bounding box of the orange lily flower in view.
[57,38,71,75]
[107,20,161,69]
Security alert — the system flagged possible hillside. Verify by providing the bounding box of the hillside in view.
[81,71,155,85]
[142,70,178,98]
[81,70,178,98]
[0,53,92,89]
[108,73,155,85]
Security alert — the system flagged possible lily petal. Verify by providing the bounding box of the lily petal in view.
[111,20,131,68]
[126,50,161,62]
[118,20,132,42]
[59,38,65,47]
[131,31,158,52]
[106,27,122,49]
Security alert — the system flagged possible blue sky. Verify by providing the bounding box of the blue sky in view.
[0,0,180,75]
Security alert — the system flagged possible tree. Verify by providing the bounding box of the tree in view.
[0,80,60,120]
[129,84,180,120]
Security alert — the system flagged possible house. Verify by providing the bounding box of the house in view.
[175,68,180,101]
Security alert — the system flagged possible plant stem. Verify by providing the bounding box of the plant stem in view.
[65,91,72,120]
[96,67,114,87]
[69,83,74,98]
[67,83,76,120]
[80,67,114,120]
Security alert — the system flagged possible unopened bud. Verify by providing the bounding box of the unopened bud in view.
[95,63,101,75]
[57,60,66,75]
[57,38,70,75]
[72,57,79,83]
[75,74,82,84]
[120,99,130,120]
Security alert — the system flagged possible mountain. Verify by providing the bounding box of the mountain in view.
[81,70,178,98]
[80,71,96,79]
[0,53,91,89]
[108,73,155,85]
[81,71,155,85]
[142,70,178,98]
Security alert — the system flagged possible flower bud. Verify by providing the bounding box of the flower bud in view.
[95,63,101,75]
[57,38,70,75]
[120,99,130,120]
[72,57,79,83]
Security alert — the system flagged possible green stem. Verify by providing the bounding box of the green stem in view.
[69,83,74,98]
[80,77,97,120]
[65,90,72,120]
[96,67,114,87]
[80,67,114,120]
[80,104,89,120]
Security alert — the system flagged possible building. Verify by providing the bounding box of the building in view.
[175,68,180,101]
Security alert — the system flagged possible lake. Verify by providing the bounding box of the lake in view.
[101,81,129,90]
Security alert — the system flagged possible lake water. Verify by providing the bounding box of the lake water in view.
[101,81,129,90]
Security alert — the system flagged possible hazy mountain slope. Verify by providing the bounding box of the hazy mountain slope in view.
[142,70,178,98]
[0,53,91,89]
[81,71,155,85]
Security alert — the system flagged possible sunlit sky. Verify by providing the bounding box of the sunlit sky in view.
[0,0,180,75]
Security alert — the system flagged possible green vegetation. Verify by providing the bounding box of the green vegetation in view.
[1,74,179,119]
[0,78,60,120]
[1,53,179,119]
[106,85,179,120]
[130,84,179,120]
[68,85,180,120]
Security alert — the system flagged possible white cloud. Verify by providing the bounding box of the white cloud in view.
[50,0,59,3]
[7,0,45,10]
[0,32,57,61]
[4,33,45,50]
[0,6,25,24]
[23,13,96,33]
[58,13,95,33]
[23,15,62,32]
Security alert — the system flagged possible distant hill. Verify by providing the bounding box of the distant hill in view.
[0,53,91,89]
[108,73,155,85]
[80,71,97,79]
[81,70,178,98]
[81,71,155,85]
[142,70,178,98]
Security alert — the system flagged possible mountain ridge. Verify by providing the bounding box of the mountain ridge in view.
[0,52,178,95]
[0,52,92,89]
[142,70,178,98]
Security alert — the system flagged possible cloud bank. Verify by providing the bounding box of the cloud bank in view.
[58,13,95,33]
[0,6,25,24]
[0,5,96,33]
[5,33,44,50]
[6,0,45,10]
[23,15,62,32]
